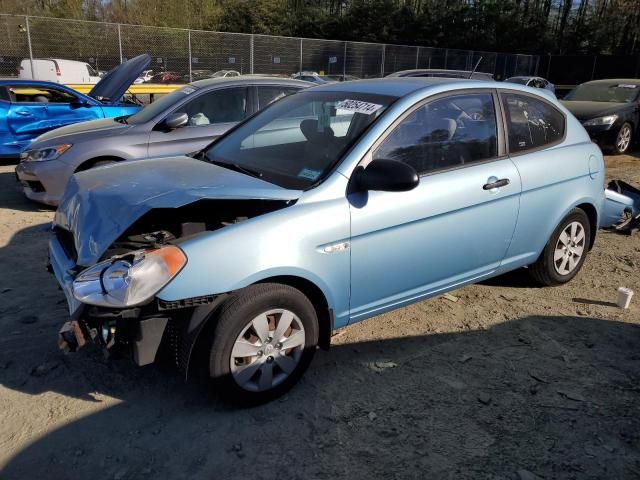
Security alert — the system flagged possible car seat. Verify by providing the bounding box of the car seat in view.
[300,119,340,169]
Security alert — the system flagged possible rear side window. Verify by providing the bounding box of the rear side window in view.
[502,92,565,153]
[257,86,300,109]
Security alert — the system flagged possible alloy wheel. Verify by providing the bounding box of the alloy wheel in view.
[553,221,585,275]
[229,309,306,392]
[616,124,632,153]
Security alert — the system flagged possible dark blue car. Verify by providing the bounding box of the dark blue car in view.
[0,54,150,160]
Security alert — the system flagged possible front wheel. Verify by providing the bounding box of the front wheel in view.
[613,122,633,154]
[207,283,318,404]
[529,209,591,286]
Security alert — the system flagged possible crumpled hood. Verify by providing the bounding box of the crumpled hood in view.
[560,100,629,121]
[32,117,130,147]
[54,156,301,266]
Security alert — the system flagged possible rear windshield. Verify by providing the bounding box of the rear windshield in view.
[565,83,640,103]
[127,85,199,124]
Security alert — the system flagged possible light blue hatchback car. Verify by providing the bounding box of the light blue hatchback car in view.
[50,78,605,403]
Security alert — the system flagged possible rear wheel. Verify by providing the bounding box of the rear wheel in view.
[529,209,591,286]
[207,283,318,404]
[613,122,633,154]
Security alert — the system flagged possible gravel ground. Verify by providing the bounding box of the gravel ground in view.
[0,154,639,480]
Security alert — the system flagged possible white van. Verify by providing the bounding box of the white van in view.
[19,58,102,84]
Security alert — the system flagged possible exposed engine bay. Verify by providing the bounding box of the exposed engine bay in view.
[103,198,292,258]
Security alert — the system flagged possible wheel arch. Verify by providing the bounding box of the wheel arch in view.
[74,155,125,173]
[575,202,598,251]
[182,274,333,380]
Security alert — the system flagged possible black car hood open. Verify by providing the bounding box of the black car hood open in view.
[88,54,151,104]
[561,100,630,121]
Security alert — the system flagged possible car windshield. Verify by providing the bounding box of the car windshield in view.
[204,91,396,190]
[565,82,640,103]
[127,85,199,124]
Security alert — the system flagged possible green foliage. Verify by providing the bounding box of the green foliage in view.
[1,0,638,55]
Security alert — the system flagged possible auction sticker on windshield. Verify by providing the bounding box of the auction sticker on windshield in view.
[336,99,383,115]
[297,168,322,181]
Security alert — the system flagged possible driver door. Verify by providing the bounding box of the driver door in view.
[348,90,521,322]
[37,85,102,129]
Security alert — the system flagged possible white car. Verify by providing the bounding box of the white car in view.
[133,69,154,84]
[19,58,101,84]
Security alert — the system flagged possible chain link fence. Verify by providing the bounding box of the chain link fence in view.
[1,13,542,82]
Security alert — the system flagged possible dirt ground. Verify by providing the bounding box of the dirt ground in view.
[0,153,639,480]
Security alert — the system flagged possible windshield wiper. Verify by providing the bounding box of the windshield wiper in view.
[201,152,263,179]
[114,116,128,124]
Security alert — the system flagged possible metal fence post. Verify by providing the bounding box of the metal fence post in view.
[415,46,420,69]
[546,54,551,78]
[188,30,192,82]
[444,49,448,69]
[117,23,123,64]
[590,55,597,80]
[380,44,386,77]
[25,16,34,75]
[250,34,254,74]
[299,38,303,72]
[343,42,347,77]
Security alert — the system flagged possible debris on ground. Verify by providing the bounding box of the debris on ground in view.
[368,411,377,421]
[442,293,459,303]
[557,389,585,402]
[366,360,398,372]
[477,393,492,405]
[459,354,473,363]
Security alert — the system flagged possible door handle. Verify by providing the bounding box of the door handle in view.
[483,178,510,190]
[16,110,32,116]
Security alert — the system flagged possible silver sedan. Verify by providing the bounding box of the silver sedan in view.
[15,76,309,206]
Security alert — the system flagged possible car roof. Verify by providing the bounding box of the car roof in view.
[580,78,640,86]
[0,78,78,88]
[308,77,489,97]
[190,76,310,88]
[388,69,494,79]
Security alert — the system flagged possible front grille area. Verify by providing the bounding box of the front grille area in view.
[53,226,77,263]
[26,180,45,193]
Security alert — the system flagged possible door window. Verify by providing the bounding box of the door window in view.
[8,86,76,104]
[257,86,300,109]
[373,93,498,175]
[501,92,565,153]
[179,87,248,126]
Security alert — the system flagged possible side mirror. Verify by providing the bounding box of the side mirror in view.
[164,112,188,129]
[353,159,419,192]
[70,99,89,109]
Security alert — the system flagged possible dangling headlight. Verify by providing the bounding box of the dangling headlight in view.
[73,246,187,308]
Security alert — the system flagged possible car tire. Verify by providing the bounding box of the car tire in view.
[529,208,591,286]
[207,283,318,405]
[613,122,633,154]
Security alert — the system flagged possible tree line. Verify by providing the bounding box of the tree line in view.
[1,0,638,55]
